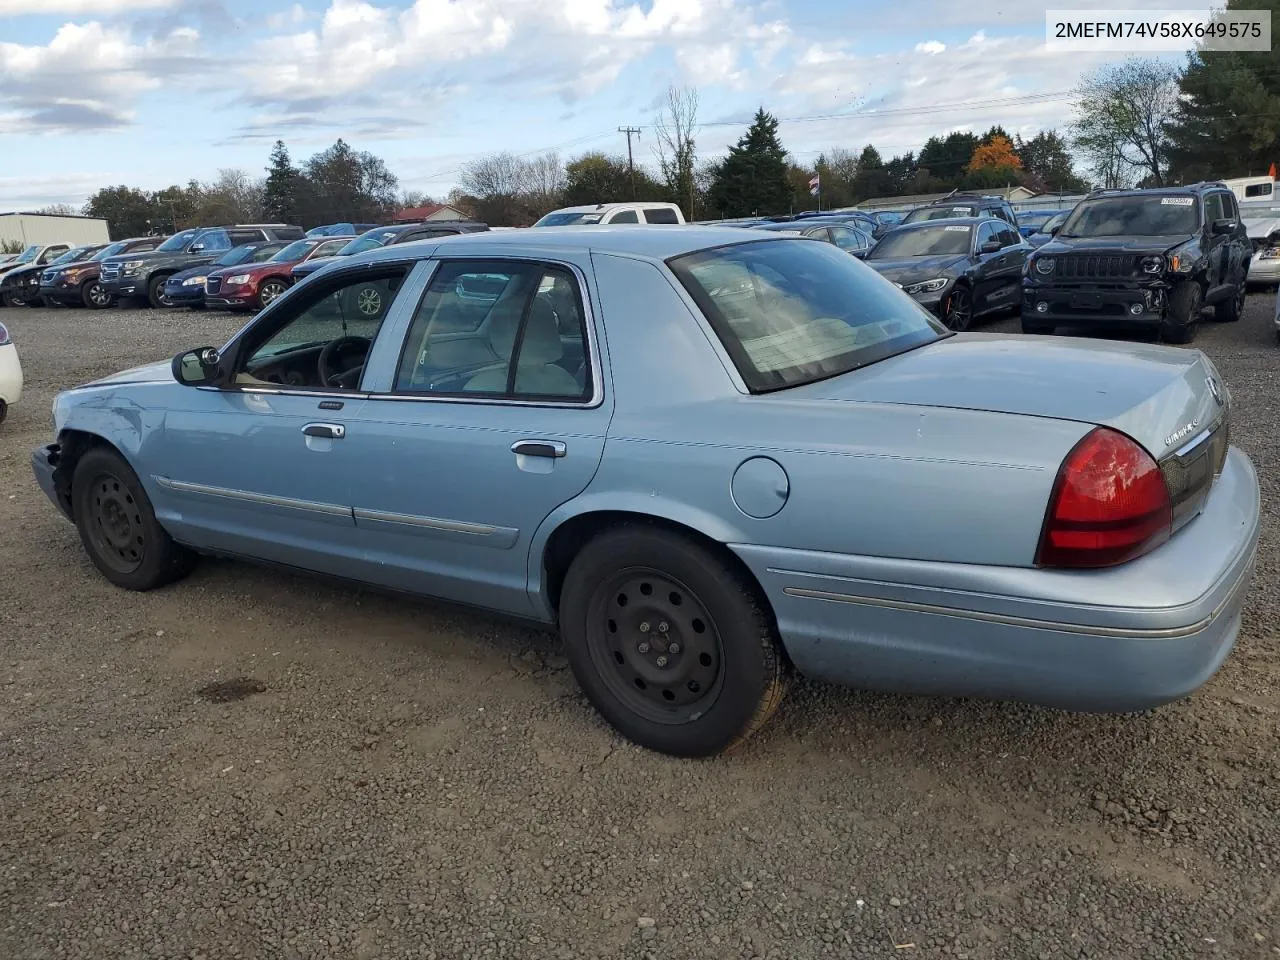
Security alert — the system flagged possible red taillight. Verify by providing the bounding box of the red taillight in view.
[1035,427,1172,568]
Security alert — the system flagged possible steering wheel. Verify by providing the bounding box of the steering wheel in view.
[317,335,371,388]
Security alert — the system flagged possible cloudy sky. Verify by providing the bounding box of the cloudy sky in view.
[1,0,1189,210]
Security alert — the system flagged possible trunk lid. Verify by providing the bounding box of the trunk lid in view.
[786,332,1229,462]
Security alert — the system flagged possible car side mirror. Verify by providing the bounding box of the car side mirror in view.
[190,242,207,253]
[172,346,221,386]
[979,240,1003,254]
[1211,218,1235,234]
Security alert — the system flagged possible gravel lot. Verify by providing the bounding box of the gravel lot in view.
[1,297,1278,960]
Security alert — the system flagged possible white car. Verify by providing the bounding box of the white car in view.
[0,320,22,423]
[532,201,686,227]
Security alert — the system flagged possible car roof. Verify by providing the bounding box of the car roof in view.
[546,202,680,214]
[890,216,991,229]
[347,224,786,266]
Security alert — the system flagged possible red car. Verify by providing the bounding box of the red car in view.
[203,236,354,311]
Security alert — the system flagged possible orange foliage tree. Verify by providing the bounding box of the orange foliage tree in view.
[967,134,1023,172]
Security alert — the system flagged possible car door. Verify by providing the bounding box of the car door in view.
[340,255,613,617]
[145,261,419,575]
[970,221,1005,312]
[986,225,1027,311]
[828,224,869,258]
[1202,191,1234,291]
[1220,192,1251,285]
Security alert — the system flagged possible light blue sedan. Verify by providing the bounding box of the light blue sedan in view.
[32,227,1260,756]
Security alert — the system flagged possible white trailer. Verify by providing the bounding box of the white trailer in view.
[0,212,110,249]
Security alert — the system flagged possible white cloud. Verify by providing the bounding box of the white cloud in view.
[0,20,203,132]
[915,40,945,55]
[244,0,789,107]
[0,0,176,15]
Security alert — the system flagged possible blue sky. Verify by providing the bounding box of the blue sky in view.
[0,0,1187,210]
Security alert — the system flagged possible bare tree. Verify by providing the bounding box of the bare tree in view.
[1071,58,1180,187]
[38,203,78,215]
[523,152,566,215]
[653,85,699,218]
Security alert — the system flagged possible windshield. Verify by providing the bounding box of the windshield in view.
[50,246,96,266]
[904,205,979,223]
[14,245,41,264]
[1038,212,1069,234]
[215,245,257,266]
[669,238,947,392]
[92,242,130,260]
[1060,195,1199,237]
[271,239,320,262]
[869,224,972,258]
[340,229,401,255]
[155,228,199,252]
[533,211,603,226]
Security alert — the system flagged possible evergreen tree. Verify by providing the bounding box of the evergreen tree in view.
[263,140,301,223]
[1015,131,1089,193]
[918,132,979,183]
[850,145,891,199]
[1165,0,1280,181]
[706,108,791,218]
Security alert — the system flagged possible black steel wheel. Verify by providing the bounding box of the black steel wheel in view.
[560,525,787,757]
[942,285,973,331]
[587,568,726,725]
[71,447,196,590]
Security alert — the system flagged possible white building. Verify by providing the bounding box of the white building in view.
[0,212,110,249]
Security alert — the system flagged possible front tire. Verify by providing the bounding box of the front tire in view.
[1162,281,1203,344]
[941,285,973,331]
[559,525,787,757]
[1,290,26,308]
[71,447,197,591]
[82,280,113,309]
[257,278,288,310]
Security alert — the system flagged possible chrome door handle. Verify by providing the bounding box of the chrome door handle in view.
[303,422,346,440]
[511,440,566,459]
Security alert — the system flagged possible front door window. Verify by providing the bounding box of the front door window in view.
[232,267,409,390]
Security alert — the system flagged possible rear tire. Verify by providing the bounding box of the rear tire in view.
[559,525,787,757]
[71,447,197,591]
[1,290,26,308]
[1216,283,1245,322]
[1162,281,1202,344]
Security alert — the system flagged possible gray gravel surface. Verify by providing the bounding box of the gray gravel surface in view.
[1,299,1278,960]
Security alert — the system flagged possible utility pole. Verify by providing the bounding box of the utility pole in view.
[618,126,641,199]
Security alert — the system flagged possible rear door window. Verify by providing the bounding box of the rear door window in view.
[609,210,639,223]
[643,207,681,224]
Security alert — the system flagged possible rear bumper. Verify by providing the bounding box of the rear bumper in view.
[731,447,1260,712]
[1021,281,1167,325]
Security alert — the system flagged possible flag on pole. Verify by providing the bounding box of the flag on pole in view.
[808,174,820,197]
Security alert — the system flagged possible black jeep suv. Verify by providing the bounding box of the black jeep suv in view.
[98,223,304,308]
[1021,183,1251,344]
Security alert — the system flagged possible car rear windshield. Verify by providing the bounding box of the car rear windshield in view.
[533,211,603,226]
[271,239,319,262]
[155,229,200,252]
[340,229,401,254]
[1059,195,1199,237]
[868,224,972,258]
[668,238,948,392]
[904,206,979,222]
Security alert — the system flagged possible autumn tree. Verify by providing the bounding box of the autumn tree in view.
[967,134,1023,172]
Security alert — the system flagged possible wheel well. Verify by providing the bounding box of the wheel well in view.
[51,429,119,516]
[541,510,773,618]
